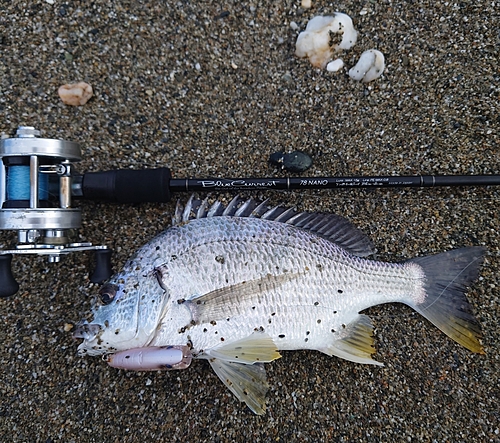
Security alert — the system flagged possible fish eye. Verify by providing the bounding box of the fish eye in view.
[99,284,119,305]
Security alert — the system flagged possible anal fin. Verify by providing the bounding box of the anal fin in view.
[208,359,269,415]
[321,314,383,366]
[207,331,281,364]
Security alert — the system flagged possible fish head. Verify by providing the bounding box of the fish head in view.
[74,269,169,356]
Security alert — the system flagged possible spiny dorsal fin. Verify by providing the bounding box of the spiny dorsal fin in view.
[173,195,375,257]
[321,314,383,366]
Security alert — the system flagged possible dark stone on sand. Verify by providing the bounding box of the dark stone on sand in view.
[269,150,313,173]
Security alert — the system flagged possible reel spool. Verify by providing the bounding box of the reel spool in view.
[0,126,111,297]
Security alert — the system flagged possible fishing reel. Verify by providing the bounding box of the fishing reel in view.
[0,126,112,297]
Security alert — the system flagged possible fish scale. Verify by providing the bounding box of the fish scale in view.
[75,196,486,415]
[149,217,425,354]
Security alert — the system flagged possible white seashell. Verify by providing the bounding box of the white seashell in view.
[58,82,93,106]
[349,49,385,82]
[295,13,358,69]
[326,58,344,72]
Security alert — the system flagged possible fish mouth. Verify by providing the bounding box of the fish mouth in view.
[73,322,103,341]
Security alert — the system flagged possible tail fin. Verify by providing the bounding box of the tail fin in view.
[407,247,486,354]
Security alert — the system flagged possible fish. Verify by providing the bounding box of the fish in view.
[74,196,486,414]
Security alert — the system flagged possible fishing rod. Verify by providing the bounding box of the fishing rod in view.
[79,170,500,203]
[1,126,499,297]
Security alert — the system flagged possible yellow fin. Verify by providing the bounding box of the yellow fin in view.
[208,359,269,415]
[321,314,383,366]
[207,331,281,364]
[408,247,486,354]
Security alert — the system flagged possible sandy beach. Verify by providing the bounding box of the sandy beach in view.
[1,1,499,441]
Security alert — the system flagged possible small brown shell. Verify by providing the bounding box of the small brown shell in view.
[58,82,93,106]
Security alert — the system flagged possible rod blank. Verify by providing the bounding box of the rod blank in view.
[169,175,500,193]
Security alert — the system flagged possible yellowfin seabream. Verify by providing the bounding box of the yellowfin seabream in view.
[75,197,485,414]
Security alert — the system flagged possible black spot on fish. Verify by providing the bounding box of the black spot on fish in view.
[156,246,160,251]
[271,312,276,316]
[171,255,177,260]
[268,319,272,324]
[314,301,319,306]
[316,264,323,271]
[334,311,338,314]
[331,329,336,333]
[342,324,346,329]
[279,334,285,338]
[317,319,322,324]
[125,355,130,359]
[104,320,109,327]
[221,337,225,341]
[338,289,343,294]
[305,338,309,342]
[306,331,310,335]
[210,320,217,326]
[252,306,256,310]
[215,255,225,264]
[203,328,207,333]
[114,330,120,335]
[177,298,186,304]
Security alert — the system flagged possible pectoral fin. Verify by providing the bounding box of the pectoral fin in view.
[321,314,383,366]
[206,331,281,364]
[208,358,269,415]
[182,273,300,325]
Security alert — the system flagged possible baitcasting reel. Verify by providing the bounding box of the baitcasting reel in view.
[0,127,112,297]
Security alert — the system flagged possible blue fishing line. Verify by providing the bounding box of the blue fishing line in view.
[6,165,49,201]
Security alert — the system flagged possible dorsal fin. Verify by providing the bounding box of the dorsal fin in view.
[173,196,376,257]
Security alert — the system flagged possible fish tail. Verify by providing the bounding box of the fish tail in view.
[407,246,486,354]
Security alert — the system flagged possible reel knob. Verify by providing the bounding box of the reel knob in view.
[0,254,19,298]
[90,249,113,284]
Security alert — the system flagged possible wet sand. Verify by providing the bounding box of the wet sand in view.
[1,1,499,441]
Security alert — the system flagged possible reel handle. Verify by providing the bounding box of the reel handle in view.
[0,254,20,298]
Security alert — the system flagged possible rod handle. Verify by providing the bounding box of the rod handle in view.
[81,168,172,203]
